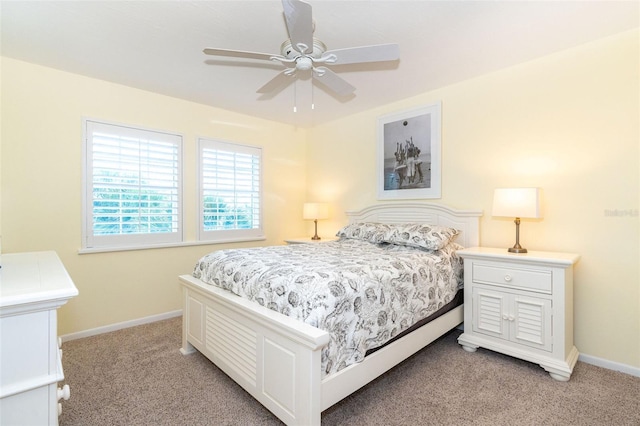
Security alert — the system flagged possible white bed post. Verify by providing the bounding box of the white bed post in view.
[180,285,197,355]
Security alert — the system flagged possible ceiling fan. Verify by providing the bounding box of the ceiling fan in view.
[203,0,399,97]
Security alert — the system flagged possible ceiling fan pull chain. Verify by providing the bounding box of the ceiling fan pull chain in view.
[311,83,315,110]
[293,80,297,113]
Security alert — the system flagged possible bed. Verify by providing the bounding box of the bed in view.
[179,203,481,425]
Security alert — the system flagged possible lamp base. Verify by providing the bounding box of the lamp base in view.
[508,246,528,254]
[508,218,527,253]
[311,219,321,240]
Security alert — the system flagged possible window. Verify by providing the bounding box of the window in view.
[198,138,263,242]
[83,119,182,250]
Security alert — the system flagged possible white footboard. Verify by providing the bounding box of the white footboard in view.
[180,274,330,426]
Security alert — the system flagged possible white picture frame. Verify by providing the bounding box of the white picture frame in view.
[377,102,442,200]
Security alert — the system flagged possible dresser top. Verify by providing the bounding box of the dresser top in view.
[1,251,78,309]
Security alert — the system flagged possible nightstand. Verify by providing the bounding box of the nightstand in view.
[284,237,338,244]
[456,247,580,381]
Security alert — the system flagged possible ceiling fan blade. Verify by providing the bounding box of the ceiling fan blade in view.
[256,69,296,94]
[324,44,400,65]
[203,48,276,62]
[313,67,355,96]
[282,0,313,54]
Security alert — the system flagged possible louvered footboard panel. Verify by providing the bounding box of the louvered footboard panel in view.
[206,307,258,386]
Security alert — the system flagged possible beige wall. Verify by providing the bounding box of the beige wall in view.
[1,58,308,334]
[307,30,639,368]
[2,29,638,369]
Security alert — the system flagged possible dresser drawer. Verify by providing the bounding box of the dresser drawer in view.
[472,263,552,293]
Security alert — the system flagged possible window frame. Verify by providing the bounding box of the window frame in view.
[197,137,264,243]
[82,118,184,251]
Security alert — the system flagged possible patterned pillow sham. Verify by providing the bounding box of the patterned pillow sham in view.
[335,222,393,244]
[385,223,460,250]
[336,222,460,250]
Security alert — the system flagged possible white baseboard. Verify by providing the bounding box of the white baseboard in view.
[60,310,182,343]
[578,353,640,378]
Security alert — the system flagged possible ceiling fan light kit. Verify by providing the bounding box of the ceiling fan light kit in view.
[203,0,399,102]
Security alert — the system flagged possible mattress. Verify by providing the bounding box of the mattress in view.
[365,288,463,356]
[193,238,463,376]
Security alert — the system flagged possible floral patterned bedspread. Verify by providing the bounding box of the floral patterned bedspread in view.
[192,238,463,377]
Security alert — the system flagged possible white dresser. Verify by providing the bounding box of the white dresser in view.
[456,247,580,381]
[1,251,78,425]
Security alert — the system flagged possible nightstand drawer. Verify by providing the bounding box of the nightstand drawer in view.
[472,263,552,293]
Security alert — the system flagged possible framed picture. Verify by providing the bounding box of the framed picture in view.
[377,102,441,200]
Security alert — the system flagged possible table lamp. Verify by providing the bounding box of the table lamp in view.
[492,188,541,253]
[303,203,329,240]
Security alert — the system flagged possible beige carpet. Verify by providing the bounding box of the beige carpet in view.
[59,317,639,425]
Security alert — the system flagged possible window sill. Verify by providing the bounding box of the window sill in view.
[78,236,267,254]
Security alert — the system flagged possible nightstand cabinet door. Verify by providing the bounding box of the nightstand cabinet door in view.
[512,294,552,351]
[472,287,508,339]
[472,286,552,352]
[457,247,580,381]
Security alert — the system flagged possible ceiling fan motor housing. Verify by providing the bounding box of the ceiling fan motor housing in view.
[296,57,313,71]
[280,38,327,60]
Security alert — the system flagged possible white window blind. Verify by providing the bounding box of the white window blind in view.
[83,120,182,249]
[198,138,263,242]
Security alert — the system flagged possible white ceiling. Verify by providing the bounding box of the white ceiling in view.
[2,1,638,128]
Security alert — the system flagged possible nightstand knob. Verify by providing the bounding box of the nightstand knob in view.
[504,274,512,282]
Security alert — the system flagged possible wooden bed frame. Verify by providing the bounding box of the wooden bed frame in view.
[179,203,481,425]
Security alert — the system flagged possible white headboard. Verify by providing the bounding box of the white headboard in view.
[345,203,482,248]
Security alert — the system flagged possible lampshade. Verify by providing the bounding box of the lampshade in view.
[492,188,541,219]
[303,203,329,220]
